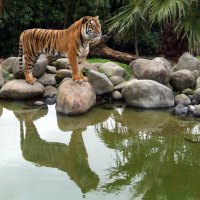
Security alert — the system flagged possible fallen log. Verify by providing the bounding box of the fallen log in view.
[89,35,139,64]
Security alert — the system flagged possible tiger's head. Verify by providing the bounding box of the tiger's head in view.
[82,16,102,40]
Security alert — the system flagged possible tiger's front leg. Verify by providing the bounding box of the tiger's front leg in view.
[78,61,88,82]
[68,53,85,84]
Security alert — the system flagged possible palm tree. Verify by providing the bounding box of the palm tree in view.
[106,0,148,56]
[103,0,200,56]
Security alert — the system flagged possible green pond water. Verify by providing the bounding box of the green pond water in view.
[0,100,200,200]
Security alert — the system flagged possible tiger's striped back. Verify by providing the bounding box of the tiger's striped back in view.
[18,16,101,84]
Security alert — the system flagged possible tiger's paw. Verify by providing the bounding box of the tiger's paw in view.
[82,76,88,82]
[26,77,37,85]
[74,79,84,84]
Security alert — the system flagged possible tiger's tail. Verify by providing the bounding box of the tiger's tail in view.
[18,39,23,76]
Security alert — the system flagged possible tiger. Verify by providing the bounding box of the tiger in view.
[18,16,102,84]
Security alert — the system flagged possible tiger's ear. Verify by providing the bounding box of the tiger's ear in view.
[82,16,89,23]
[95,16,99,20]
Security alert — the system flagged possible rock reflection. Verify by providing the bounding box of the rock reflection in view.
[0,104,2,117]
[96,108,200,199]
[57,106,111,131]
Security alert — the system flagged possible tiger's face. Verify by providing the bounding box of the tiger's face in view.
[82,16,102,40]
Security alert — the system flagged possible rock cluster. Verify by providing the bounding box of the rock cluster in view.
[1,52,200,117]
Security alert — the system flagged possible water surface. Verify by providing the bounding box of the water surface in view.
[0,100,200,200]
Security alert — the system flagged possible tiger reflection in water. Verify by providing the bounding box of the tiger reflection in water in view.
[16,109,99,194]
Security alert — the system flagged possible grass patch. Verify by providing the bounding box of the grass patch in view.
[197,56,200,60]
[87,58,132,80]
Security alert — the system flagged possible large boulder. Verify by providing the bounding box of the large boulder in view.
[99,62,126,78]
[113,79,138,91]
[0,80,44,99]
[0,66,4,87]
[170,70,195,91]
[0,57,17,73]
[13,54,48,78]
[88,70,113,95]
[173,52,200,72]
[122,80,174,108]
[56,79,96,115]
[130,57,171,85]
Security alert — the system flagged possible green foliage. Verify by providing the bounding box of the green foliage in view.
[2,70,9,81]
[139,31,160,56]
[0,0,110,57]
[107,0,200,55]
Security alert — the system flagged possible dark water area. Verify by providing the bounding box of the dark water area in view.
[0,100,200,200]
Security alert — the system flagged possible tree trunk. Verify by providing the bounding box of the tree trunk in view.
[89,35,139,64]
[159,22,188,61]
[134,39,139,57]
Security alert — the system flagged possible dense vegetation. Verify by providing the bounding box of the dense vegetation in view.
[0,0,199,58]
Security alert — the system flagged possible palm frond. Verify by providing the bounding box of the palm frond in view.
[147,0,188,23]
[106,1,149,44]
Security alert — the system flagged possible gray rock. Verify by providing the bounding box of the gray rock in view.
[109,76,125,86]
[0,66,4,88]
[195,76,200,89]
[88,70,113,95]
[45,97,57,105]
[112,91,123,100]
[13,54,48,78]
[170,70,195,91]
[188,95,194,100]
[56,69,72,81]
[188,105,195,114]
[114,79,137,91]
[194,88,200,103]
[56,79,96,115]
[130,57,171,85]
[0,105,2,117]
[43,86,57,98]
[0,80,44,99]
[1,57,17,73]
[173,52,200,72]
[46,65,56,74]
[38,73,56,86]
[122,80,174,108]
[174,104,188,116]
[82,62,100,71]
[193,105,200,117]
[192,70,200,79]
[34,101,45,106]
[99,62,126,78]
[182,88,194,95]
[192,99,199,105]
[52,58,70,70]
[174,94,191,106]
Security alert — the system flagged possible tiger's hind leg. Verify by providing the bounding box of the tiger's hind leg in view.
[24,55,37,85]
